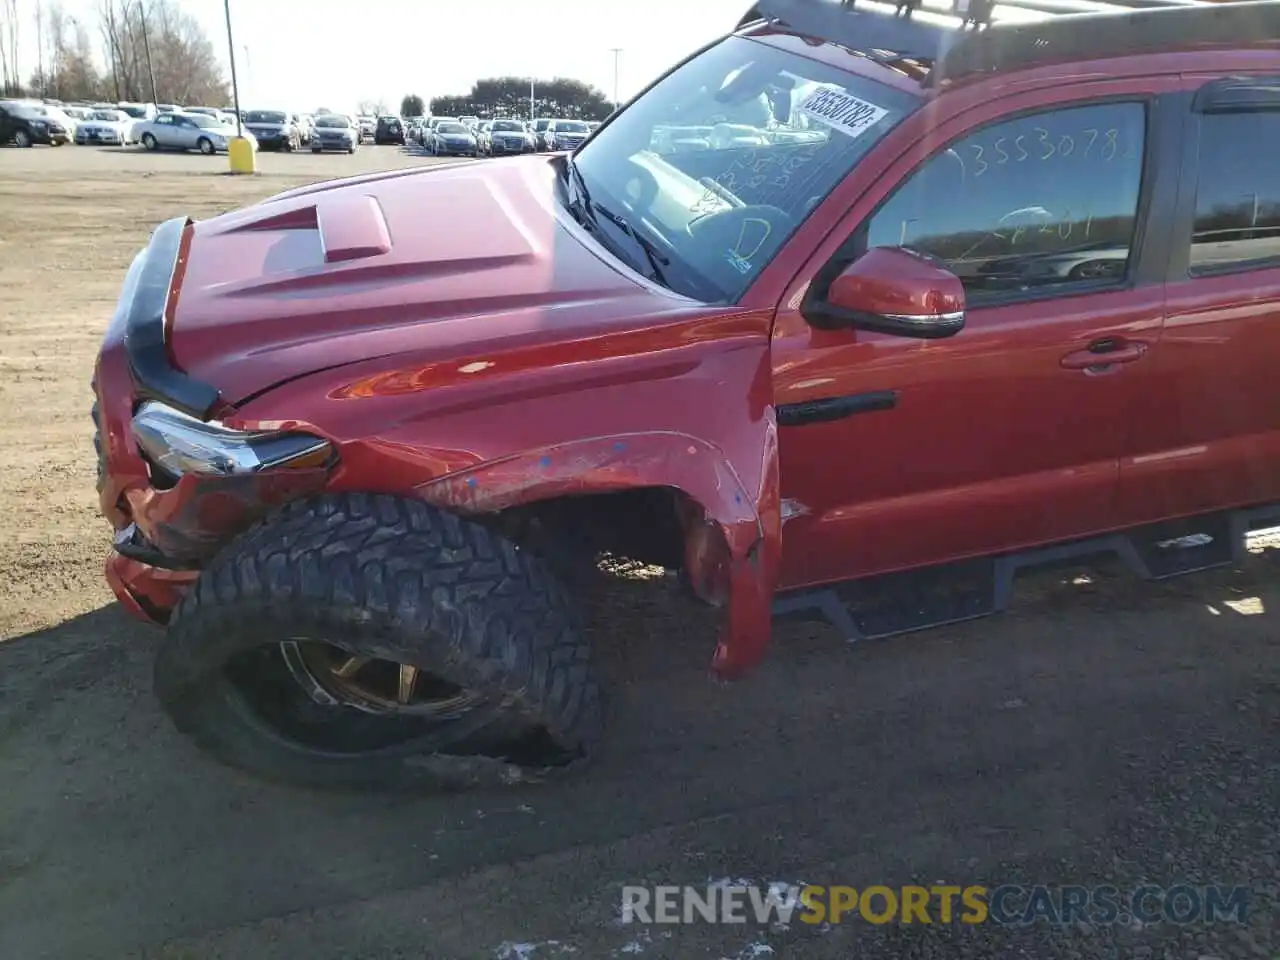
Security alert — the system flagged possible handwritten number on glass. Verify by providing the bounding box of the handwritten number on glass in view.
[1101,129,1118,161]
[970,143,988,177]
[1035,127,1054,160]
[968,127,1119,171]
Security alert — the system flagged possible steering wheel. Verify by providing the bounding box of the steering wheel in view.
[688,204,793,262]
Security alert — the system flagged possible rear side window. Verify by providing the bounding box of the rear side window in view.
[863,102,1147,298]
[1190,111,1280,274]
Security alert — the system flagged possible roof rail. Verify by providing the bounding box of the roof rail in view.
[742,0,1280,87]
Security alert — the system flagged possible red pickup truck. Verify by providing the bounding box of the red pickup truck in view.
[93,0,1280,789]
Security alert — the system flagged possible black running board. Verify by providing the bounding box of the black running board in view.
[772,503,1280,642]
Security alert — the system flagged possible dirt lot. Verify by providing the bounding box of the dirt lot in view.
[0,143,1276,960]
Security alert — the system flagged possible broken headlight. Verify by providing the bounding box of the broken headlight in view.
[131,401,332,477]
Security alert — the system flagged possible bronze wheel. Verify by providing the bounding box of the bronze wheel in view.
[280,640,486,719]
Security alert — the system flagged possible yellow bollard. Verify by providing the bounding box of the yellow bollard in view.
[227,136,256,174]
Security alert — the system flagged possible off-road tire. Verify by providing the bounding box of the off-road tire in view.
[154,493,600,791]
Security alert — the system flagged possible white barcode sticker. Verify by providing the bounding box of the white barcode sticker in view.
[797,87,889,141]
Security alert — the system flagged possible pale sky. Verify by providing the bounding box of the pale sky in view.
[15,0,751,111]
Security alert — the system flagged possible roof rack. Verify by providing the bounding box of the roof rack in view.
[741,0,1280,87]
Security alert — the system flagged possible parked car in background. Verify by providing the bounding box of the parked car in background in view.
[459,115,480,130]
[155,103,182,114]
[62,105,93,126]
[115,101,157,143]
[309,113,357,153]
[293,113,314,144]
[117,101,156,121]
[375,115,406,145]
[420,116,451,145]
[73,108,135,145]
[474,119,493,153]
[428,119,478,156]
[543,118,591,151]
[0,100,70,146]
[136,111,256,154]
[357,115,376,142]
[242,109,302,151]
[485,118,536,155]
[530,117,555,150]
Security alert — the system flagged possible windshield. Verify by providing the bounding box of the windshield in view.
[8,103,46,119]
[492,120,524,132]
[117,105,148,118]
[437,122,469,135]
[187,114,220,128]
[556,120,589,133]
[315,115,350,128]
[245,111,286,124]
[91,110,125,122]
[569,36,916,302]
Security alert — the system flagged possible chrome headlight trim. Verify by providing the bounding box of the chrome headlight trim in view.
[131,400,332,477]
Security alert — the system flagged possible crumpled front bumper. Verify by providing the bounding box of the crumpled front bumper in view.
[94,216,330,624]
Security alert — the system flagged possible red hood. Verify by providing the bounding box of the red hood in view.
[169,156,701,405]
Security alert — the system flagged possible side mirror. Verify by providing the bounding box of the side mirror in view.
[808,246,966,339]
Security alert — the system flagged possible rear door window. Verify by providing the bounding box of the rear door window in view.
[1189,111,1280,274]
[863,101,1148,298]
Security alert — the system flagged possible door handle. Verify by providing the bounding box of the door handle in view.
[1060,339,1148,370]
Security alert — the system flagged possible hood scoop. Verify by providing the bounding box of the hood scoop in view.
[217,193,390,264]
[315,194,392,263]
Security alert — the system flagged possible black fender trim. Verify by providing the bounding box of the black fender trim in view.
[124,216,222,419]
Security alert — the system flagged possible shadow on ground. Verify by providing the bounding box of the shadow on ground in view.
[0,557,1276,959]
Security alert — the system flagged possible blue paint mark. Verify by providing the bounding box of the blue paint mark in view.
[613,441,626,452]
[735,494,743,505]
[466,478,478,488]
[539,456,552,467]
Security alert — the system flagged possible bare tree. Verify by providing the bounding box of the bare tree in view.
[95,0,228,105]
[2,0,22,96]
[34,0,43,93]
[0,12,10,94]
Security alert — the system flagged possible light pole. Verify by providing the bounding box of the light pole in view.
[223,0,253,172]
[224,0,242,137]
[610,48,622,112]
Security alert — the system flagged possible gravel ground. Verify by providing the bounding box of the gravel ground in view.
[0,142,1275,960]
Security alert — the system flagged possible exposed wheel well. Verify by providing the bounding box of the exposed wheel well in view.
[489,487,691,575]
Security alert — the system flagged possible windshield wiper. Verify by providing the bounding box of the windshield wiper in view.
[563,155,597,230]
[591,201,671,287]
[563,156,669,287]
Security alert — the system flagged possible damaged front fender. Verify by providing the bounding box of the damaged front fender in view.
[232,317,782,677]
[404,320,781,679]
[419,424,780,678]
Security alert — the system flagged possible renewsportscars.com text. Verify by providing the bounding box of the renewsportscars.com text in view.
[620,883,1249,927]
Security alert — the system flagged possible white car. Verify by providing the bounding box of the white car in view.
[74,109,135,145]
[310,113,358,153]
[116,102,158,142]
[136,111,258,155]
